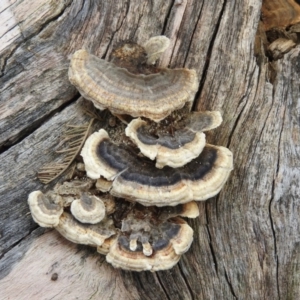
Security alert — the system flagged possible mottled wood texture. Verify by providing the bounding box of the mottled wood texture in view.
[0,0,299,299]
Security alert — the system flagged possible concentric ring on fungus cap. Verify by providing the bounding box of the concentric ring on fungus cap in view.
[105,217,194,272]
[68,49,198,122]
[125,111,223,168]
[55,212,115,247]
[28,191,63,227]
[81,129,233,207]
[70,193,106,224]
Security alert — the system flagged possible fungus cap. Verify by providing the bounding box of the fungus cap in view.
[105,218,193,272]
[70,193,106,224]
[158,201,200,220]
[81,129,233,206]
[68,49,198,122]
[143,36,170,64]
[28,191,63,227]
[125,118,206,168]
[80,129,117,180]
[55,212,115,247]
[185,111,223,132]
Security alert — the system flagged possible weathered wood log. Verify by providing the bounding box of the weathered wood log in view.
[1,0,299,299]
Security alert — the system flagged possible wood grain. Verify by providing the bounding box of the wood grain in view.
[0,0,299,299]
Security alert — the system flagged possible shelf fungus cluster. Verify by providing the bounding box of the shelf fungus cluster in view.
[28,36,233,272]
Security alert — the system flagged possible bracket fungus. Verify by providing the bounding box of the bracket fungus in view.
[106,218,193,272]
[28,36,233,272]
[80,128,233,206]
[143,35,170,65]
[55,212,115,247]
[68,47,198,122]
[70,193,106,224]
[28,191,63,227]
[104,201,197,271]
[125,111,223,168]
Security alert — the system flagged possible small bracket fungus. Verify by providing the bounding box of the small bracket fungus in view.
[143,35,170,64]
[28,191,63,227]
[158,201,200,220]
[125,111,222,168]
[81,128,233,206]
[104,201,195,272]
[70,193,106,224]
[185,111,223,132]
[106,217,193,272]
[68,48,198,122]
[55,212,115,247]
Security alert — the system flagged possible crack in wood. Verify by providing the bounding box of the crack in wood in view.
[192,0,226,111]
[205,202,219,275]
[130,10,145,41]
[177,262,194,300]
[0,226,38,263]
[0,1,14,15]
[268,192,280,300]
[224,268,238,299]
[0,1,73,78]
[161,0,175,35]
[100,0,129,60]
[160,0,188,67]
[0,23,21,40]
[155,272,172,300]
[0,92,80,154]
[268,91,288,300]
[182,0,205,67]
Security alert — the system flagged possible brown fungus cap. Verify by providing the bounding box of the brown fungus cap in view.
[55,212,115,247]
[102,200,197,271]
[143,36,170,65]
[185,111,223,132]
[105,217,193,272]
[80,129,117,180]
[68,49,198,122]
[28,191,63,227]
[81,129,233,206]
[70,193,106,224]
[125,118,206,168]
[158,201,199,220]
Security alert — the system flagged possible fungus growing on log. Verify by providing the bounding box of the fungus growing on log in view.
[68,49,198,122]
[70,193,106,224]
[105,201,197,271]
[28,185,199,271]
[125,110,222,168]
[106,218,193,272]
[28,36,233,272]
[28,191,63,227]
[143,35,170,64]
[55,212,115,247]
[81,129,233,206]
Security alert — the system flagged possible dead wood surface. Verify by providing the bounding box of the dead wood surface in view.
[0,0,299,299]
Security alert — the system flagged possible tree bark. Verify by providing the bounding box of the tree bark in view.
[0,0,299,299]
